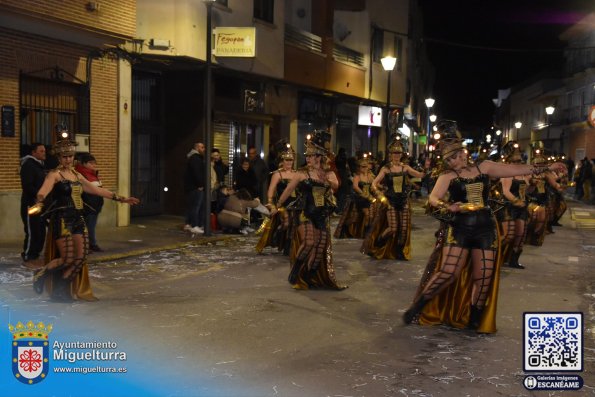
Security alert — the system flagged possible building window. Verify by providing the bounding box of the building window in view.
[20,72,90,147]
[372,28,384,63]
[254,0,274,24]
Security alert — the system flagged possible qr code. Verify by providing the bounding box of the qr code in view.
[524,313,582,372]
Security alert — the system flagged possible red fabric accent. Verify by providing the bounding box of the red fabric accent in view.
[75,163,99,182]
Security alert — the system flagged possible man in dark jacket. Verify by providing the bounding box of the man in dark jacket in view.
[183,142,206,234]
[20,143,47,263]
[247,146,268,203]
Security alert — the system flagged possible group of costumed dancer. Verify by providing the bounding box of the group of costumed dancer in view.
[257,121,567,334]
[28,130,139,302]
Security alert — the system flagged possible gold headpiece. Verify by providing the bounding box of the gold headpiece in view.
[387,137,405,154]
[304,130,331,156]
[52,126,77,156]
[501,141,523,163]
[357,154,370,166]
[280,143,295,160]
[435,120,463,159]
[530,141,547,165]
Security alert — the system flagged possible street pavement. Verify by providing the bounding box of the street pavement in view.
[0,198,594,396]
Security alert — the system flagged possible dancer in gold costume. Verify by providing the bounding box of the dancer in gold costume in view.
[30,129,139,301]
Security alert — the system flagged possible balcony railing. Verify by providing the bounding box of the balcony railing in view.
[332,43,364,67]
[285,24,322,53]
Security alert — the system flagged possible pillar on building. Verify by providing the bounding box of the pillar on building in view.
[117,58,132,227]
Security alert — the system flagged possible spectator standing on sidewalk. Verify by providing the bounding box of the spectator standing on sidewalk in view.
[211,148,229,186]
[234,158,258,200]
[20,142,47,264]
[247,146,268,203]
[183,142,206,234]
[75,153,104,252]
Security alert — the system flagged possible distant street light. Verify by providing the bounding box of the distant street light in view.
[545,106,555,141]
[429,114,437,123]
[381,56,397,143]
[425,98,435,152]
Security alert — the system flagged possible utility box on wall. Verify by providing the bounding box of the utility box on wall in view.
[75,134,90,152]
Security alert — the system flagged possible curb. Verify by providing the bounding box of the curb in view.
[87,235,237,264]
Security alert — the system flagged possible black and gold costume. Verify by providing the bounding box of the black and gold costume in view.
[34,170,96,301]
[288,173,345,290]
[361,166,412,260]
[525,174,549,246]
[334,178,376,239]
[256,171,299,255]
[409,165,501,333]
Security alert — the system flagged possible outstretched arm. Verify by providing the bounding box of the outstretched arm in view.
[480,160,566,179]
[80,176,140,205]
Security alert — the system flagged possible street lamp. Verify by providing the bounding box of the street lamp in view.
[545,106,555,141]
[429,114,437,123]
[425,98,435,152]
[514,121,522,141]
[203,0,216,236]
[381,56,397,140]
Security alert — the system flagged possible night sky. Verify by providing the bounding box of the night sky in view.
[420,0,594,134]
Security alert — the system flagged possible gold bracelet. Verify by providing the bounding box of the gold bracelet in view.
[111,193,124,202]
[435,200,448,210]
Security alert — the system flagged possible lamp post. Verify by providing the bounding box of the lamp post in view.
[203,0,215,236]
[381,56,397,142]
[545,106,555,141]
[425,98,435,152]
[514,121,522,141]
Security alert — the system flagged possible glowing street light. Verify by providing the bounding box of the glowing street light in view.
[381,56,397,140]
[425,98,435,151]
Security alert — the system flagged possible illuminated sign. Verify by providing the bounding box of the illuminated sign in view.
[357,106,383,127]
[213,27,256,57]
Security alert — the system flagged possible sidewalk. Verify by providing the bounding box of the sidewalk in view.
[0,215,234,267]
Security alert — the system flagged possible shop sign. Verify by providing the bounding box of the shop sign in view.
[213,27,256,57]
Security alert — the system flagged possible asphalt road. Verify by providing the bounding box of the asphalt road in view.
[1,203,594,396]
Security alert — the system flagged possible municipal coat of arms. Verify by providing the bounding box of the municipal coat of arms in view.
[9,321,53,385]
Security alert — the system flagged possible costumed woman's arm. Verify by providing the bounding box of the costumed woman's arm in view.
[326,170,339,191]
[428,173,461,213]
[371,167,386,192]
[266,171,281,207]
[404,165,425,179]
[27,171,58,215]
[79,176,140,205]
[269,173,304,215]
[35,171,58,202]
[480,160,566,179]
[352,174,363,194]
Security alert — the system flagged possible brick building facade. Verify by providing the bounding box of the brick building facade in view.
[0,0,136,239]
